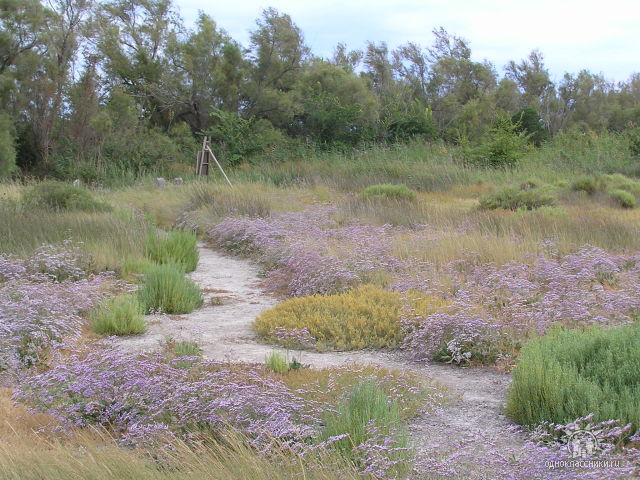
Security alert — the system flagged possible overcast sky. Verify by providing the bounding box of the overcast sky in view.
[174,0,640,83]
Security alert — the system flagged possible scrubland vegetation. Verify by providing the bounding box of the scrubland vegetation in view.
[2,0,640,478]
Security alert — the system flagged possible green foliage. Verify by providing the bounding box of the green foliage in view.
[0,112,16,178]
[467,117,531,168]
[362,184,416,201]
[479,186,557,210]
[609,189,636,209]
[22,182,110,211]
[145,229,199,273]
[506,324,640,438]
[164,339,203,368]
[320,380,408,460]
[626,127,640,156]
[512,108,548,146]
[89,295,146,336]
[571,176,597,195]
[207,109,284,166]
[138,264,203,314]
[265,351,290,374]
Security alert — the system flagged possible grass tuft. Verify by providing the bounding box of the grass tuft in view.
[89,294,147,335]
[145,229,199,272]
[138,263,203,314]
[265,351,290,374]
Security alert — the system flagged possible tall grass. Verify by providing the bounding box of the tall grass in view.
[0,201,149,271]
[232,131,637,191]
[320,380,409,474]
[138,263,203,314]
[89,295,146,335]
[0,428,366,480]
[145,229,199,272]
[506,323,640,436]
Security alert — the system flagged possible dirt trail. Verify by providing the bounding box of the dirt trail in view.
[114,244,527,475]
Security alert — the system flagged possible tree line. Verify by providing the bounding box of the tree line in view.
[1,0,639,180]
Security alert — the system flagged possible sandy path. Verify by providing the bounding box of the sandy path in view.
[114,244,527,477]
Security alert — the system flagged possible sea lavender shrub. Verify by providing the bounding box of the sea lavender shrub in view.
[145,229,199,272]
[399,245,640,365]
[137,263,203,314]
[16,351,313,447]
[0,273,108,369]
[209,206,404,296]
[507,324,640,435]
[89,294,146,335]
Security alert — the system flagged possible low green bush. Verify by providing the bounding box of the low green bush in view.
[138,263,203,314]
[362,184,416,201]
[22,182,110,211]
[89,294,146,335]
[609,189,637,208]
[506,323,640,438]
[479,187,556,210]
[145,229,199,272]
[571,176,597,195]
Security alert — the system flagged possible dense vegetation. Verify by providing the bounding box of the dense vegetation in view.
[1,0,639,184]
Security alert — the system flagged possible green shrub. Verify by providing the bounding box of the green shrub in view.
[145,229,199,272]
[571,176,597,195]
[22,182,110,211]
[609,189,636,209]
[506,324,640,438]
[466,117,531,168]
[265,351,290,374]
[137,263,203,314]
[600,173,640,195]
[89,295,146,335]
[362,184,416,201]
[479,187,557,210]
[320,380,409,467]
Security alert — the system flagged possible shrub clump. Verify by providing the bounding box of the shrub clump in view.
[89,294,146,335]
[479,187,557,210]
[362,184,416,201]
[570,176,597,195]
[145,229,199,272]
[506,323,640,438]
[138,263,203,314]
[609,189,637,209]
[254,285,446,351]
[22,182,110,211]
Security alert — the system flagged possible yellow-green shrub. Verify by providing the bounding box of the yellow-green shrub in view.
[253,285,446,351]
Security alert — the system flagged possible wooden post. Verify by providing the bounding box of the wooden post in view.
[195,136,232,186]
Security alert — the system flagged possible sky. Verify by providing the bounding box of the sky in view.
[174,0,640,83]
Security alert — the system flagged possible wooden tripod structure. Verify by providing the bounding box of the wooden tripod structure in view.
[196,136,233,186]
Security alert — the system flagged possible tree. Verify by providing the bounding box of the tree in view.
[244,8,309,128]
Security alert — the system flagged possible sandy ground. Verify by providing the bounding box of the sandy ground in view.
[114,244,528,477]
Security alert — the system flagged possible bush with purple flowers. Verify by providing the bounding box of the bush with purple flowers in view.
[0,243,110,369]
